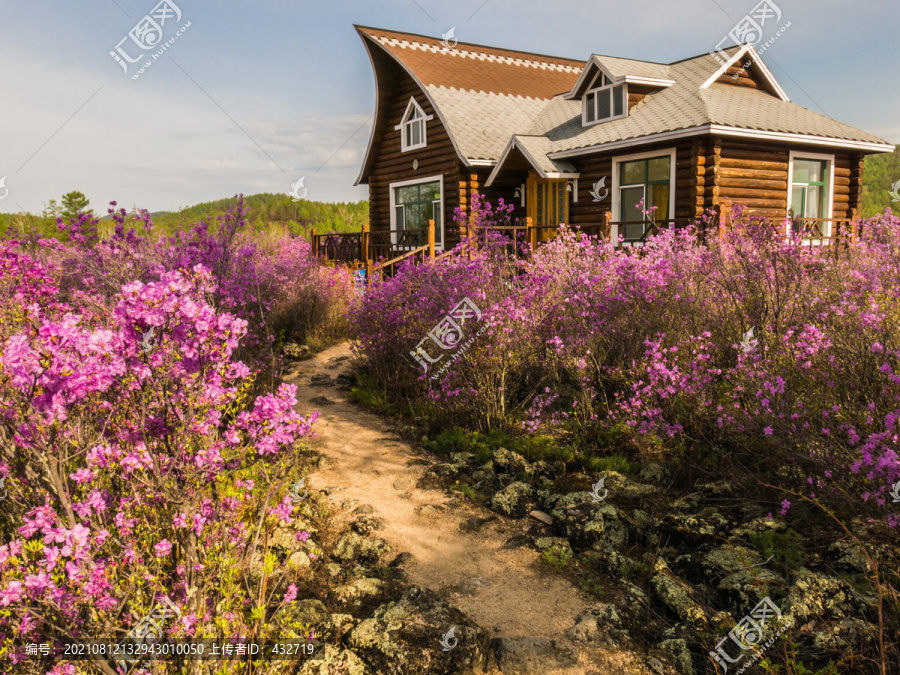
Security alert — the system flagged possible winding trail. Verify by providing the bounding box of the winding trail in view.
[286,342,655,675]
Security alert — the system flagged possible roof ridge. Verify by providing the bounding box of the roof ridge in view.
[355,25,584,67]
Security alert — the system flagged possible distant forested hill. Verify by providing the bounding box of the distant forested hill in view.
[0,193,368,240]
[149,193,369,236]
[862,147,900,217]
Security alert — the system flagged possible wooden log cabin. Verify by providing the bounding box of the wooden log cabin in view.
[353,25,893,252]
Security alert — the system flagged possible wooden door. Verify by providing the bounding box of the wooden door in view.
[527,172,569,242]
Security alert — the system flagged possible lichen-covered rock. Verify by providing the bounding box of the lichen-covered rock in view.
[811,617,878,650]
[351,516,386,536]
[284,343,310,359]
[490,481,533,517]
[661,510,729,548]
[491,636,578,674]
[332,532,391,564]
[784,568,868,624]
[280,598,334,639]
[650,559,708,630]
[730,517,786,539]
[827,540,873,574]
[566,603,629,647]
[551,500,627,551]
[334,578,387,605]
[346,586,493,674]
[417,463,459,489]
[492,448,533,477]
[639,463,669,483]
[450,452,475,467]
[534,537,572,557]
[702,546,785,609]
[298,644,370,675]
[657,638,694,675]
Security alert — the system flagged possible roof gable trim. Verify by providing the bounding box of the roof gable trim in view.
[485,136,580,187]
[700,44,790,102]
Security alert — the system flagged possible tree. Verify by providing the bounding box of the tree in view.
[61,190,91,221]
[41,199,62,219]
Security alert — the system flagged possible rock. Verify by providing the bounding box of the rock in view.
[702,546,785,609]
[341,499,359,510]
[397,492,412,500]
[551,500,627,552]
[698,480,736,497]
[784,568,868,624]
[298,644,370,675]
[287,551,312,569]
[417,463,459,489]
[450,452,475,467]
[406,458,430,467]
[650,559,708,630]
[492,448,532,477]
[639,463,669,483]
[271,527,301,551]
[812,617,879,650]
[545,491,594,516]
[325,563,342,577]
[452,577,492,596]
[566,603,628,646]
[280,599,333,639]
[645,656,666,675]
[528,510,553,526]
[310,373,334,386]
[353,504,375,515]
[828,540,873,574]
[661,510,729,548]
[332,533,391,564]
[459,516,497,533]
[670,493,702,512]
[284,343,309,360]
[346,586,493,674]
[317,456,331,468]
[351,516,386,536]
[392,477,412,491]
[730,516,786,538]
[534,537,571,554]
[491,636,578,674]
[657,638,694,675]
[310,396,335,406]
[389,552,413,567]
[490,482,533,518]
[334,578,387,605]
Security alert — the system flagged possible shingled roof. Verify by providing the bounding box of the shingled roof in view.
[355,26,893,180]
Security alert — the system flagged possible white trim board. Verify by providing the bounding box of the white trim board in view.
[395,97,434,152]
[388,174,445,249]
[700,44,790,102]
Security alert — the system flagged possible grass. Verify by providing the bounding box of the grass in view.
[541,546,573,570]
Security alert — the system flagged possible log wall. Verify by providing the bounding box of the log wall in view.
[363,45,466,245]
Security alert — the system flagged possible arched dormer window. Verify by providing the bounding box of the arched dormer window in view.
[583,72,627,126]
[395,98,433,152]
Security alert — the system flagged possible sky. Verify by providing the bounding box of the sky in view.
[0,0,897,214]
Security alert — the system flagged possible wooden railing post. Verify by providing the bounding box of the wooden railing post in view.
[527,216,536,249]
[310,228,319,258]
[361,222,369,265]
[603,211,613,245]
[718,200,732,240]
[427,219,435,260]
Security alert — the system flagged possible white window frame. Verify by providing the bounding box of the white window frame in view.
[395,97,433,153]
[787,150,835,240]
[582,72,628,127]
[389,174,444,249]
[611,147,677,246]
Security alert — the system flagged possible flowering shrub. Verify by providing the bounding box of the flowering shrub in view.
[0,199,351,673]
[351,199,900,526]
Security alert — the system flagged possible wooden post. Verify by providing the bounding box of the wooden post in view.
[427,219,435,260]
[718,200,732,240]
[604,211,613,245]
[361,222,369,265]
[311,229,318,257]
[527,216,536,249]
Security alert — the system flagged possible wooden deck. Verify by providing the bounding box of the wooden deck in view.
[312,206,863,278]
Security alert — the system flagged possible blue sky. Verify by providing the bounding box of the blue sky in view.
[1,0,897,214]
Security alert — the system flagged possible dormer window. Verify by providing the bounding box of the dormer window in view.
[583,73,627,126]
[395,98,433,152]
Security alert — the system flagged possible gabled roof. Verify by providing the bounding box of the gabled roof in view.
[355,27,894,183]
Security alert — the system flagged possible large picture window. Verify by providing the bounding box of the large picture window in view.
[788,153,834,238]
[392,179,443,246]
[617,154,671,242]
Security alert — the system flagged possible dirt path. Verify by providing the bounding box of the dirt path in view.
[286,342,654,675]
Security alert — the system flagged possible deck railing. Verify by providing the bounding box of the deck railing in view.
[312,204,863,279]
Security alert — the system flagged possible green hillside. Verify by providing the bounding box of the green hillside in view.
[862,146,900,217]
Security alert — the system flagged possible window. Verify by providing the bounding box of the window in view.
[788,153,834,238]
[391,178,443,246]
[616,154,671,242]
[583,72,627,126]
[395,98,432,152]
